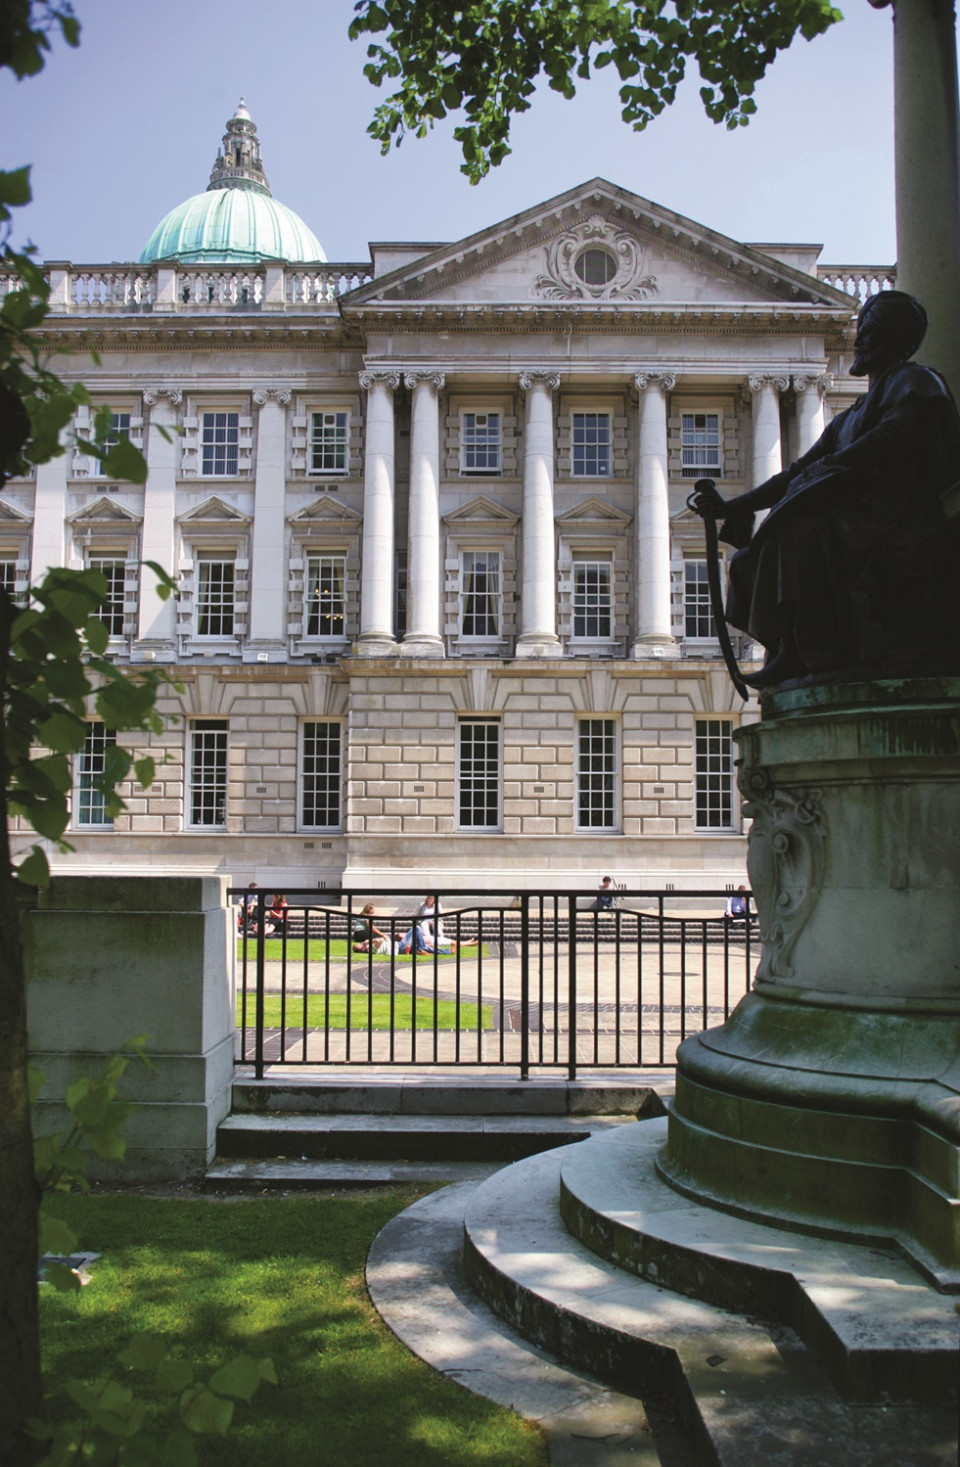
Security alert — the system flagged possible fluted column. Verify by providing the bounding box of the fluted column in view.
[632,371,678,656]
[401,371,446,657]
[516,371,562,658]
[747,374,788,486]
[793,374,830,455]
[355,370,400,657]
[134,388,181,660]
[246,387,290,660]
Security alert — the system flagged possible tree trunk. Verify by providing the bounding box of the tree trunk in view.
[0,585,44,1466]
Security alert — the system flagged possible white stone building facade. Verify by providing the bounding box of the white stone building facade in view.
[4,108,892,891]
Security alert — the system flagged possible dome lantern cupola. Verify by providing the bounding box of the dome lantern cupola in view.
[139,100,325,266]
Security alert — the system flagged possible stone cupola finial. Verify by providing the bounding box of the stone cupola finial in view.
[208,99,271,196]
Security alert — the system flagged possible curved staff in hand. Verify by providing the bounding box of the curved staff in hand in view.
[687,478,749,701]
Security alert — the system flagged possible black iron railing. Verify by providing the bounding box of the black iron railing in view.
[231,887,758,1080]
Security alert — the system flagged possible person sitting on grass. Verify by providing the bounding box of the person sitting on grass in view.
[353,903,390,954]
[268,893,288,932]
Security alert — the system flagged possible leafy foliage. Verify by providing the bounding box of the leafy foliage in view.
[350,0,843,181]
[0,0,78,80]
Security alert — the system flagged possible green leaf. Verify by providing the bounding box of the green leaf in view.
[0,166,32,208]
[102,434,147,484]
[17,845,51,888]
[156,1359,195,1393]
[134,756,156,789]
[44,1260,82,1292]
[39,1215,78,1256]
[117,1334,169,1373]
[207,1355,264,1403]
[178,1384,234,1436]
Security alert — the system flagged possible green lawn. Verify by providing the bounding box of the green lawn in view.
[236,993,493,1031]
[41,1191,546,1467]
[238,938,481,964]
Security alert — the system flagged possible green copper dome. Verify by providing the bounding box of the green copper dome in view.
[139,100,325,265]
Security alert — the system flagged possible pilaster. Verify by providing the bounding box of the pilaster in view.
[245,388,290,661]
[135,389,181,659]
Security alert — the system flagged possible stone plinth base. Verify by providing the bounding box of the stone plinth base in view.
[660,679,960,1285]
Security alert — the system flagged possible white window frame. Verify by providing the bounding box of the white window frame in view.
[681,410,724,480]
[683,557,717,642]
[460,411,502,475]
[571,552,613,642]
[571,411,612,478]
[201,410,240,477]
[195,555,236,638]
[457,719,501,832]
[71,402,143,479]
[695,718,736,831]
[300,721,343,831]
[74,722,117,830]
[576,718,618,832]
[188,720,228,829]
[458,549,502,641]
[310,410,350,476]
[303,554,347,641]
[87,557,128,638]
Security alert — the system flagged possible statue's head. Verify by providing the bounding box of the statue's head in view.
[851,291,927,377]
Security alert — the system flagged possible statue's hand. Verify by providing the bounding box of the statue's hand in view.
[687,478,726,519]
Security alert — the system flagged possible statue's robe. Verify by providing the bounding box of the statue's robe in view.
[720,361,960,676]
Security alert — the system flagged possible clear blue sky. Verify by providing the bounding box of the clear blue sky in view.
[0,1,936,266]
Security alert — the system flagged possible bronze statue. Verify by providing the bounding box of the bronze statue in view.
[691,291,960,689]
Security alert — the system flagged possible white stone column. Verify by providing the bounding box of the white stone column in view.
[516,371,562,658]
[355,370,400,657]
[747,375,788,486]
[30,451,68,584]
[246,388,290,661]
[632,371,677,657]
[891,0,960,401]
[401,371,445,658]
[793,374,830,456]
[135,389,181,660]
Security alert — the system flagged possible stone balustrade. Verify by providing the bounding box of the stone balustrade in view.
[0,259,374,312]
[816,265,897,302]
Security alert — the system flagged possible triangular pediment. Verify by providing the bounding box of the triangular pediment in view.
[178,496,251,527]
[443,495,519,529]
[288,495,362,528]
[557,497,632,529]
[67,495,141,527]
[0,498,33,525]
[343,179,852,314]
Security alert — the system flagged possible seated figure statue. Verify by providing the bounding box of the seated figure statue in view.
[692,291,960,689]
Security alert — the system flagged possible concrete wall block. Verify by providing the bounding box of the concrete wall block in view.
[364,817,402,833]
[642,817,677,835]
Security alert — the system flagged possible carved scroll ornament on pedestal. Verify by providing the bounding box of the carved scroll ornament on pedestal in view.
[742,769,826,983]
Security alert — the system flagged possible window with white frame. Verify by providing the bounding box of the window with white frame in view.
[84,411,132,475]
[459,551,501,639]
[577,719,617,830]
[572,554,612,640]
[458,719,500,830]
[681,412,723,479]
[461,412,501,474]
[572,413,612,477]
[201,412,239,476]
[305,555,346,639]
[696,719,735,829]
[188,720,228,828]
[196,556,235,637]
[75,722,117,828]
[88,558,127,637]
[684,558,716,640]
[310,411,349,475]
[0,556,17,599]
[301,721,342,829]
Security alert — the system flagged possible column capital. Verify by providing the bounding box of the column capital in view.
[792,372,832,396]
[518,370,561,392]
[359,369,401,391]
[143,388,183,407]
[745,373,790,397]
[634,370,677,393]
[404,371,446,392]
[253,387,292,406]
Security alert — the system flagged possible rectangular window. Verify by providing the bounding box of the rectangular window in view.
[189,720,228,828]
[76,722,116,828]
[201,411,239,476]
[96,411,131,473]
[461,412,501,474]
[305,555,346,638]
[572,412,611,477]
[696,719,735,830]
[301,721,342,829]
[572,555,612,639]
[459,551,501,638]
[684,559,716,639]
[0,558,17,598]
[310,411,349,474]
[681,412,722,479]
[458,719,500,830]
[88,558,127,637]
[196,558,235,637]
[577,719,616,830]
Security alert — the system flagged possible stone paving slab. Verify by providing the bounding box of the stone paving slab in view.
[203,1158,503,1189]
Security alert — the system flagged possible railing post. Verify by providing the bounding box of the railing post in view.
[254,892,267,1081]
[567,893,578,1081]
[520,894,530,1081]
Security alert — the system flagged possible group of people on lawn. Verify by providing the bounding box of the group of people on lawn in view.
[352,895,459,956]
[237,884,288,936]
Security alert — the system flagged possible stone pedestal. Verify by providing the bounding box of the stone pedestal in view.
[660,678,960,1286]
